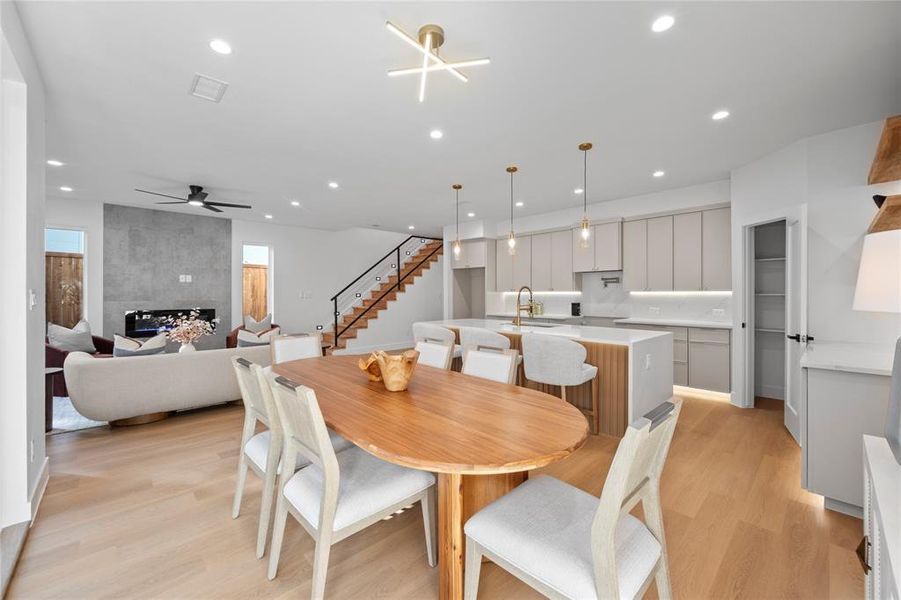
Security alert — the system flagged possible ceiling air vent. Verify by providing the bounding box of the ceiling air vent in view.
[189,73,228,103]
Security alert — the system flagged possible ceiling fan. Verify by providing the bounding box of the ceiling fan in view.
[134,185,251,213]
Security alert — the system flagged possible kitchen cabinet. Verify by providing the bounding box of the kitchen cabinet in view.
[702,207,731,290]
[551,230,575,291]
[647,216,674,291]
[673,212,702,290]
[687,327,731,392]
[512,235,532,290]
[572,222,622,273]
[622,220,648,291]
[495,239,513,291]
[616,322,692,386]
[530,233,552,290]
[863,436,900,599]
[452,240,487,270]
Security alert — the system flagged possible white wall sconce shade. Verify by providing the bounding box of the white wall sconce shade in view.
[853,229,901,313]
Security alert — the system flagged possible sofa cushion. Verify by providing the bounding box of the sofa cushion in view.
[244,314,272,333]
[48,320,96,353]
[237,327,280,347]
[113,333,168,357]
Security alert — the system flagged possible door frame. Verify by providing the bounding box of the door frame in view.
[736,204,808,410]
[240,242,274,321]
[43,226,88,323]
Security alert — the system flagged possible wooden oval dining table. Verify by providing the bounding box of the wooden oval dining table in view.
[272,354,589,600]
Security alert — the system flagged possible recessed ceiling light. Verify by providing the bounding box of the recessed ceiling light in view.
[264,214,273,219]
[574,188,584,195]
[408,225,415,230]
[515,201,524,207]
[188,200,204,207]
[328,181,339,189]
[59,186,73,192]
[429,129,443,139]
[467,212,475,218]
[712,110,730,121]
[652,15,675,33]
[47,159,64,167]
[653,170,665,178]
[291,201,300,206]
[209,39,232,55]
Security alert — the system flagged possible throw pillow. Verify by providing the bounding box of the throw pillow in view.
[47,320,97,353]
[113,333,168,357]
[237,326,280,347]
[244,313,272,334]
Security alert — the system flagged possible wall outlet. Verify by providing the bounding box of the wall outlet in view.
[644,354,652,370]
[30,439,34,463]
[186,274,192,283]
[28,289,38,310]
[179,274,186,283]
[649,306,661,315]
[712,308,725,317]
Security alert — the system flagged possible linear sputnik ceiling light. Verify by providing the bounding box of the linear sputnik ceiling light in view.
[385,22,490,102]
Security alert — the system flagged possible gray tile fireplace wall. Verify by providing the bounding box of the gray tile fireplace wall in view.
[103,204,231,350]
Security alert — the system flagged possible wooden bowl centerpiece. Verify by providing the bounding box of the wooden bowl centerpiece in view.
[357,350,420,392]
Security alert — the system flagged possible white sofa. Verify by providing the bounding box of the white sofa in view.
[64,345,272,424]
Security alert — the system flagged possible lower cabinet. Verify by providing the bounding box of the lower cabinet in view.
[687,328,731,393]
[863,436,901,599]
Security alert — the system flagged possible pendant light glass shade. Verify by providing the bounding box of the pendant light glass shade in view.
[578,143,593,249]
[452,184,463,260]
[506,166,517,256]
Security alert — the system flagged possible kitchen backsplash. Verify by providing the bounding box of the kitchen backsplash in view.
[485,272,732,323]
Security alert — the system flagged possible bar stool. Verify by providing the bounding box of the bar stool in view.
[521,333,599,433]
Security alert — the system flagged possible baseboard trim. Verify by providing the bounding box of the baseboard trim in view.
[756,384,785,401]
[1,520,30,597]
[30,456,50,521]
[824,497,863,519]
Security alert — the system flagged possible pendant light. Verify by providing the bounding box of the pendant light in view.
[506,166,518,255]
[452,184,462,259]
[578,142,593,248]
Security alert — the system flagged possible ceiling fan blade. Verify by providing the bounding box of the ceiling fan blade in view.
[156,201,188,205]
[205,201,252,209]
[202,204,223,213]
[134,188,188,201]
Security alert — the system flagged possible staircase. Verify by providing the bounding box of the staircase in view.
[323,237,443,352]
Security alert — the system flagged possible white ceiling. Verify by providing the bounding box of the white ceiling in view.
[18,1,901,236]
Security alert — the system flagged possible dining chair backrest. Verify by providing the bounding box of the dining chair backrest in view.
[462,347,519,385]
[232,356,269,425]
[415,339,454,370]
[412,323,455,345]
[590,398,682,599]
[521,333,588,386]
[459,327,511,353]
[252,363,283,449]
[271,333,322,364]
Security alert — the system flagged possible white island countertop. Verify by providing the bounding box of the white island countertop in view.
[801,342,896,377]
[428,318,671,346]
[485,312,574,321]
[615,317,733,329]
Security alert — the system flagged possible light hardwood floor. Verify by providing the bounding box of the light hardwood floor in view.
[8,395,863,599]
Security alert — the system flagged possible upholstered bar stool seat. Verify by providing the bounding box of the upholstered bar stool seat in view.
[413,322,462,359]
[521,333,599,433]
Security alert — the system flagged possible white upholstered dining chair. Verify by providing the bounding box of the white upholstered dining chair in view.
[462,347,519,385]
[412,322,462,360]
[521,333,599,433]
[415,338,454,370]
[271,332,322,364]
[230,357,352,559]
[463,399,682,600]
[460,326,523,383]
[265,372,437,598]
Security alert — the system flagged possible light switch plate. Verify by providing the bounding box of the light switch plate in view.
[179,275,186,283]
[186,275,192,283]
[649,306,661,315]
[712,308,725,317]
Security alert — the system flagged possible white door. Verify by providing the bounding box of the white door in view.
[783,209,808,444]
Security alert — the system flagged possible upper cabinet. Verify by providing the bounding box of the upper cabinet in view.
[572,222,622,272]
[702,208,731,290]
[530,233,552,290]
[550,230,575,290]
[451,240,487,270]
[622,207,732,292]
[512,235,532,290]
[495,239,513,291]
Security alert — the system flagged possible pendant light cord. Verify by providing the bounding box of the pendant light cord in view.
[510,171,514,225]
[583,149,588,213]
[455,188,459,239]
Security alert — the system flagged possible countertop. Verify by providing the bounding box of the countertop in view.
[427,318,670,346]
[614,317,733,329]
[485,312,574,321]
[801,342,896,377]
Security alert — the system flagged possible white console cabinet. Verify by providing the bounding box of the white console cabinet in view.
[863,436,901,599]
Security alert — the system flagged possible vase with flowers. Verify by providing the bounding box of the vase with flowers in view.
[163,309,218,353]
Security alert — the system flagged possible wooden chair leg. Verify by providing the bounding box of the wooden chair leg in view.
[311,534,333,600]
[267,495,289,580]
[421,487,437,567]
[256,468,277,558]
[590,374,600,435]
[464,538,483,600]
[560,385,567,402]
[231,458,248,519]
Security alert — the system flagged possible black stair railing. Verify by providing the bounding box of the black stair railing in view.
[328,236,442,348]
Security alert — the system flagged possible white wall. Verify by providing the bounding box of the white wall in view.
[0,1,47,590]
[44,197,103,333]
[230,219,408,335]
[730,119,901,407]
[345,255,445,354]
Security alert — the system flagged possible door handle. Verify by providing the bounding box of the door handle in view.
[803,334,815,343]
[786,334,801,342]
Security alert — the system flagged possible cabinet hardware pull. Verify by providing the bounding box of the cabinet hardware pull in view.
[856,536,871,574]
[786,333,801,342]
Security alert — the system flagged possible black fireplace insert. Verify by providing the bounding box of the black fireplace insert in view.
[124,308,216,338]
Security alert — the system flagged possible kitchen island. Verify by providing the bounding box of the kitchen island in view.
[425,318,673,437]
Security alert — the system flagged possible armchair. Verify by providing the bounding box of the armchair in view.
[46,335,114,397]
[226,324,280,349]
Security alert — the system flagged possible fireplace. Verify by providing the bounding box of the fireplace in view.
[124,308,216,338]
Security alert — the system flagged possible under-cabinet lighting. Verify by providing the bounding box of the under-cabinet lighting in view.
[501,290,582,296]
[630,291,732,297]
